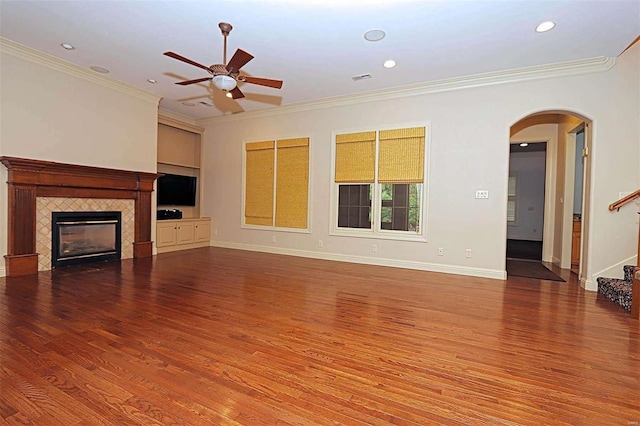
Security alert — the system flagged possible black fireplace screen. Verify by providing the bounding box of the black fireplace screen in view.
[51,211,121,268]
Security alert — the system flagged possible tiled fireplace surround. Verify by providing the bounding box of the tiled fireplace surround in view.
[1,157,158,277]
[36,198,135,271]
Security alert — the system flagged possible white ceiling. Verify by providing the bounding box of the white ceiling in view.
[1,0,638,120]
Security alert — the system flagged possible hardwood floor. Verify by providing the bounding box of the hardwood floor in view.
[1,247,638,425]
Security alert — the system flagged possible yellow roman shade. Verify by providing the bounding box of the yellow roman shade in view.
[335,131,376,183]
[378,127,425,184]
[245,141,275,226]
[275,138,309,228]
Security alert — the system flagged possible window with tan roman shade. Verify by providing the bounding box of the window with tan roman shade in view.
[245,141,275,226]
[333,125,428,238]
[244,137,310,229]
[275,138,309,229]
[335,131,376,183]
[378,127,425,184]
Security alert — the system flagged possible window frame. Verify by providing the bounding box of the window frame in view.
[507,172,518,226]
[241,136,312,234]
[330,123,430,242]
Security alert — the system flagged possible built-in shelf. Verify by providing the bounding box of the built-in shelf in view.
[156,115,208,252]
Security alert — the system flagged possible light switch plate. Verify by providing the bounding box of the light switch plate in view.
[475,190,489,199]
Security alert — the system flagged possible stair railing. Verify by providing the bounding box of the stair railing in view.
[609,189,640,319]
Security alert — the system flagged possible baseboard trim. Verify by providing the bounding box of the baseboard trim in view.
[0,266,5,277]
[210,241,506,280]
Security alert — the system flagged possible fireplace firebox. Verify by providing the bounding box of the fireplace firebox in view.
[51,211,122,268]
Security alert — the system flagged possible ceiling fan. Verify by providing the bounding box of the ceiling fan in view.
[164,22,283,100]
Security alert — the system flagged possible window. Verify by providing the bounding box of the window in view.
[381,183,421,231]
[244,137,309,229]
[338,184,371,229]
[333,126,427,239]
[507,174,517,223]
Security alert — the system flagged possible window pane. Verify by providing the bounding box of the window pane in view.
[392,207,408,231]
[508,175,516,197]
[507,200,516,222]
[338,184,372,229]
[379,183,421,233]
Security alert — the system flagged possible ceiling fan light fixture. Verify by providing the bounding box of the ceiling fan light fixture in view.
[212,75,237,91]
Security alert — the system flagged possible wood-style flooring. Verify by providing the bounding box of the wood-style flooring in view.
[1,247,639,425]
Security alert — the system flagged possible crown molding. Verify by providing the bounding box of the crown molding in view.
[158,110,204,134]
[197,56,616,126]
[0,37,160,105]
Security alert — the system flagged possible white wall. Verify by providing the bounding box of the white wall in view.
[0,43,160,275]
[507,151,546,241]
[199,43,639,289]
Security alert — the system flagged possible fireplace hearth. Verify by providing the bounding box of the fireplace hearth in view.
[52,211,122,268]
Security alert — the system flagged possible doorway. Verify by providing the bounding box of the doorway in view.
[506,142,547,261]
[506,112,591,284]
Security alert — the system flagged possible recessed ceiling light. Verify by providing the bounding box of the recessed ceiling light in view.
[364,29,385,42]
[147,79,157,84]
[225,92,233,98]
[535,21,556,33]
[182,102,195,107]
[383,59,396,69]
[61,43,75,50]
[520,143,529,147]
[90,66,110,74]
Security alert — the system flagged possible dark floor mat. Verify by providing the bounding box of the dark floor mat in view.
[506,259,565,282]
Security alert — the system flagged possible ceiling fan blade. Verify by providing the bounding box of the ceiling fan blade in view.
[229,86,245,99]
[226,49,254,73]
[164,51,211,72]
[176,77,213,86]
[240,76,283,89]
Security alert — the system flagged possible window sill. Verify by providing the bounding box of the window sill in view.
[329,228,427,243]
[241,224,311,234]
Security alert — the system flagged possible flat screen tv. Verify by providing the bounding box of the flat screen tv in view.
[157,173,197,206]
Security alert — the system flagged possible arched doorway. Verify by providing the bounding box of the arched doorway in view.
[507,111,593,284]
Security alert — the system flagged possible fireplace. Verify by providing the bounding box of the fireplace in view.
[1,156,159,276]
[52,211,122,268]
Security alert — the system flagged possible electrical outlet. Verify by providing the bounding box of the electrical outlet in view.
[372,244,377,253]
[318,240,323,248]
[438,247,444,256]
[214,228,218,236]
[272,236,277,243]
[465,249,472,258]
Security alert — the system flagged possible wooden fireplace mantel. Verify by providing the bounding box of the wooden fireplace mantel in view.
[1,156,159,276]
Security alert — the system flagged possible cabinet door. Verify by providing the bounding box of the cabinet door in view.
[156,222,177,248]
[176,222,195,245]
[194,221,211,242]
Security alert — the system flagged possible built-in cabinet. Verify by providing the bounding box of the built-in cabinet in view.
[156,115,210,253]
[156,218,211,253]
